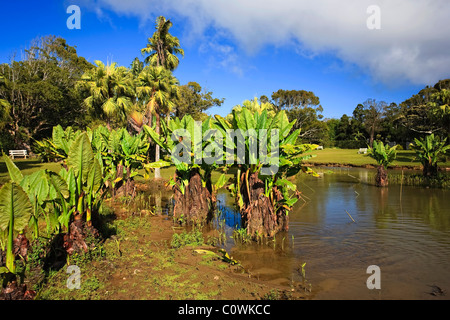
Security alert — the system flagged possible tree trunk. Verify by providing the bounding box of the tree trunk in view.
[172,169,214,225]
[369,125,375,148]
[154,111,161,179]
[423,160,438,177]
[239,171,288,239]
[113,163,124,198]
[63,218,99,256]
[375,165,388,187]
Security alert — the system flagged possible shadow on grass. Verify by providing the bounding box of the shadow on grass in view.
[395,151,418,164]
[0,159,64,184]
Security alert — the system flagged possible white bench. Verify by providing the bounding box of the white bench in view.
[9,150,28,159]
[358,148,368,154]
[316,146,324,150]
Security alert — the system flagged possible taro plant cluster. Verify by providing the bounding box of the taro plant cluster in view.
[0,136,105,298]
[1,125,165,298]
[143,115,229,225]
[215,108,318,238]
[35,124,167,197]
[144,108,318,239]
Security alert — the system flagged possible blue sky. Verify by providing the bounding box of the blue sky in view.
[1,0,449,119]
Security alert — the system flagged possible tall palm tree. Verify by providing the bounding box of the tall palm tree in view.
[141,16,184,71]
[78,60,135,129]
[130,57,144,77]
[136,66,179,178]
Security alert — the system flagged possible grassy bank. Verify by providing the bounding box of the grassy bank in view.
[304,148,450,169]
[2,149,449,186]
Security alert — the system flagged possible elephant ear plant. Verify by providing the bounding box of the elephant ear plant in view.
[60,132,106,254]
[33,125,82,162]
[143,114,227,225]
[215,108,318,239]
[94,127,151,198]
[367,141,397,187]
[411,134,450,177]
[0,182,33,275]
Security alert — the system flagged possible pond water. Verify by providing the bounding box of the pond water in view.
[216,167,450,300]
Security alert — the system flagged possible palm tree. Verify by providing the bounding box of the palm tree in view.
[136,66,179,179]
[130,57,144,77]
[78,60,135,129]
[141,16,184,71]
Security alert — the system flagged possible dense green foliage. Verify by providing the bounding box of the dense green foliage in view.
[0,36,93,150]
[367,141,397,168]
[411,134,450,176]
[325,81,450,150]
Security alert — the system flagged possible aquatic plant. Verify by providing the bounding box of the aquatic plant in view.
[367,141,397,187]
[411,134,450,177]
[215,108,318,239]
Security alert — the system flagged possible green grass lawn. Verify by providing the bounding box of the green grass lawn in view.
[0,158,179,185]
[304,148,450,168]
[1,149,449,185]
[0,159,64,184]
[0,157,228,186]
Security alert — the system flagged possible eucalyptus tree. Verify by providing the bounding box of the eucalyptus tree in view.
[174,81,225,120]
[270,89,325,142]
[77,60,135,129]
[141,16,184,71]
[398,80,450,140]
[136,66,179,179]
[358,99,387,148]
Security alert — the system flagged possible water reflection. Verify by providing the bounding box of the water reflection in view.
[134,168,450,299]
[220,167,450,299]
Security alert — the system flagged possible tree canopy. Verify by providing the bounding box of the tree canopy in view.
[0,36,93,150]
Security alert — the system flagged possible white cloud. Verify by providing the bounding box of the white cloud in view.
[86,0,450,86]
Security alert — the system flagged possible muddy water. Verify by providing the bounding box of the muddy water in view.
[218,168,450,300]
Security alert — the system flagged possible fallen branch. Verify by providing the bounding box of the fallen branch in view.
[345,210,356,223]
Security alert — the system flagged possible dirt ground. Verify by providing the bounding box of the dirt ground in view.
[35,189,311,300]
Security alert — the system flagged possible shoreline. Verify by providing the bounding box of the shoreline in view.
[304,162,450,172]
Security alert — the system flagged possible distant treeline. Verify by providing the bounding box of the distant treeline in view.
[0,35,449,153]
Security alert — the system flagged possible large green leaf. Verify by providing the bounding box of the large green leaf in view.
[181,114,195,141]
[47,171,69,199]
[0,182,33,232]
[2,154,23,184]
[214,115,232,131]
[235,107,255,131]
[143,124,173,152]
[214,173,229,191]
[255,109,268,130]
[67,132,94,184]
[144,160,172,169]
[52,125,69,154]
[87,158,103,193]
[27,170,50,204]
